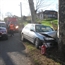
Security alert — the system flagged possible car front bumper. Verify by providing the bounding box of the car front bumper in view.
[0,33,8,38]
[43,40,57,48]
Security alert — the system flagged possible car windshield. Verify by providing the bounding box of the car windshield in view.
[0,23,6,27]
[35,25,54,32]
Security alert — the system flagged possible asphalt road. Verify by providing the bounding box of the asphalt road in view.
[0,33,33,65]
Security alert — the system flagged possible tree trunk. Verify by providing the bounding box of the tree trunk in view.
[28,0,36,23]
[58,0,65,54]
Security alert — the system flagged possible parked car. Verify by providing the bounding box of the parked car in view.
[0,22,8,40]
[21,23,57,48]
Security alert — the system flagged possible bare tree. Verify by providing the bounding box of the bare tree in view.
[28,0,36,23]
[28,0,55,23]
[58,0,65,53]
[35,0,45,12]
[34,0,54,13]
[5,12,13,17]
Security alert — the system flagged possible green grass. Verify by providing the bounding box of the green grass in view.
[21,18,58,30]
[41,18,58,27]
[24,41,61,65]
[25,42,36,51]
[20,18,58,27]
[42,20,52,26]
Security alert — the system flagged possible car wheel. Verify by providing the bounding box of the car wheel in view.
[34,38,41,49]
[21,34,25,42]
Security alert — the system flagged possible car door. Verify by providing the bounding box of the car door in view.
[28,25,36,43]
[22,24,30,40]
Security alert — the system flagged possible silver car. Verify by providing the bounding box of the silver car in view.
[0,22,8,40]
[21,23,57,48]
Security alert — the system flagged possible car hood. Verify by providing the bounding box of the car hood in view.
[39,31,57,38]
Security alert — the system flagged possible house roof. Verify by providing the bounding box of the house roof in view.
[43,10,57,14]
[38,10,57,14]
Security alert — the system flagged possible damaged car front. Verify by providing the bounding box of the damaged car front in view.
[35,24,57,48]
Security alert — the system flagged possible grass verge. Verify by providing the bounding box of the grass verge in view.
[24,41,61,65]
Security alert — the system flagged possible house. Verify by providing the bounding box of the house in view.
[37,10,58,20]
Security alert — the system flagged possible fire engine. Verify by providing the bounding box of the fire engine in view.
[7,17,19,33]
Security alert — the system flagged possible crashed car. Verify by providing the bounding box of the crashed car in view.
[0,22,8,40]
[21,23,57,48]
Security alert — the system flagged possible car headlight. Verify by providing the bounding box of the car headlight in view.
[1,30,7,34]
[45,37,54,40]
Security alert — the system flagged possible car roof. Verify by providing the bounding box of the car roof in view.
[0,21,6,23]
[26,23,46,26]
[25,23,52,28]
[26,23,41,25]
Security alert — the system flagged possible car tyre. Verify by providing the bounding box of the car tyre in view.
[21,34,25,42]
[34,38,41,49]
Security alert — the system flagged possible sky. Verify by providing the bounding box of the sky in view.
[0,0,58,19]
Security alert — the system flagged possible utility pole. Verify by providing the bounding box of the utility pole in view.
[28,0,36,23]
[20,2,24,28]
[20,2,22,22]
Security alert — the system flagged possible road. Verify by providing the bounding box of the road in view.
[0,33,33,65]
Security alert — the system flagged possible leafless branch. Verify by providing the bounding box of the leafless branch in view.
[35,0,55,12]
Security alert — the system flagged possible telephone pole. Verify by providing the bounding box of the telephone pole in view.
[28,0,36,23]
[20,2,23,22]
[20,2,24,28]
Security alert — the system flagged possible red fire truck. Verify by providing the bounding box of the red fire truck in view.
[7,17,19,33]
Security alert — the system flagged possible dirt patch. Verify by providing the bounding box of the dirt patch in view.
[23,41,65,65]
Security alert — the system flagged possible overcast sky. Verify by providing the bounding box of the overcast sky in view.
[0,0,58,19]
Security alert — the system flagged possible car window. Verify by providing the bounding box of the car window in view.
[30,25,35,31]
[35,25,53,32]
[24,24,30,30]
